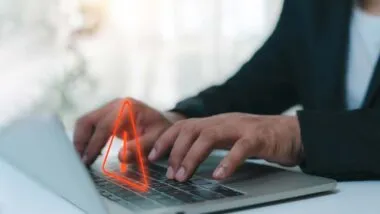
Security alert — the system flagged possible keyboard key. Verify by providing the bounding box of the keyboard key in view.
[155,185,177,192]
[130,199,162,209]
[163,179,178,186]
[170,191,205,203]
[92,176,105,182]
[120,190,139,197]
[127,196,146,203]
[189,178,214,186]
[200,184,218,190]
[124,172,141,182]
[107,195,122,202]
[150,181,165,188]
[99,190,110,196]
[189,188,224,200]
[108,186,137,198]
[147,164,167,173]
[106,184,122,192]
[155,198,184,206]
[147,193,170,201]
[180,195,205,203]
[170,189,186,195]
[140,189,160,196]
[94,180,108,187]
[150,171,167,180]
[173,181,192,187]
[118,192,138,199]
[211,186,244,197]
[172,182,198,191]
[100,191,124,203]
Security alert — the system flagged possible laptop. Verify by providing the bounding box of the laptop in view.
[0,114,337,214]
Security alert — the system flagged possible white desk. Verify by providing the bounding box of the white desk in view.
[1,157,379,214]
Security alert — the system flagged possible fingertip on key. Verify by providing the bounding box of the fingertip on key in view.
[148,148,157,161]
[118,151,131,163]
[166,166,174,179]
[213,165,226,179]
[81,154,88,164]
[175,167,187,182]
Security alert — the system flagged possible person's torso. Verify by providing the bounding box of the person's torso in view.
[346,4,380,110]
[285,0,380,111]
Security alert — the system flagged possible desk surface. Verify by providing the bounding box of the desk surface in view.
[1,157,379,214]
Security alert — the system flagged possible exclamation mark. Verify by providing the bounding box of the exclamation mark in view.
[120,131,128,173]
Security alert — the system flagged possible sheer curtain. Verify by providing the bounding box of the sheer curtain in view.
[0,0,85,127]
[0,0,283,129]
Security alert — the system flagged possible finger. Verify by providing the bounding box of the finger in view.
[175,128,221,182]
[74,115,96,157]
[148,122,182,162]
[74,99,121,157]
[213,138,253,180]
[113,99,141,139]
[88,97,136,163]
[83,115,114,165]
[166,124,200,179]
[118,134,154,163]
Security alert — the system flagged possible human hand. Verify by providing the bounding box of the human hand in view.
[74,98,185,165]
[147,113,303,182]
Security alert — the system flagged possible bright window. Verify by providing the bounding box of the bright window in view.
[0,0,283,129]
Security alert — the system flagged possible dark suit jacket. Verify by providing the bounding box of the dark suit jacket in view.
[171,0,380,181]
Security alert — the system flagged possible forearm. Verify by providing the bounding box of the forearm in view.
[170,0,299,118]
[298,109,380,180]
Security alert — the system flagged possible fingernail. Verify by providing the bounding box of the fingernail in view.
[75,145,82,154]
[82,154,88,164]
[166,166,174,179]
[148,148,157,161]
[175,167,186,181]
[213,165,226,179]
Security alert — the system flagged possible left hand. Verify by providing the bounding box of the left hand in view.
[147,113,303,182]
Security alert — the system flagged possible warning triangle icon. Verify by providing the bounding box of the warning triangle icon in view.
[101,99,149,193]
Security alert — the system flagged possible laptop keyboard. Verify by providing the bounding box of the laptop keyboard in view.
[90,163,244,211]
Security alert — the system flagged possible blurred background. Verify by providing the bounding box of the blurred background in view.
[0,0,283,130]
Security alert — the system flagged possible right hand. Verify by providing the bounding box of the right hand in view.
[74,98,184,165]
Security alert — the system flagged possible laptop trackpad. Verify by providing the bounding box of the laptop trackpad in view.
[194,154,278,184]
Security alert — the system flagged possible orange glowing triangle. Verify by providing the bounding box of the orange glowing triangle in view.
[101,99,149,192]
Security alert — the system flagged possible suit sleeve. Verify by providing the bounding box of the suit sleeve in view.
[171,0,299,117]
[297,109,380,180]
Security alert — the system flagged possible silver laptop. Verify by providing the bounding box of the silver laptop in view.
[0,114,337,214]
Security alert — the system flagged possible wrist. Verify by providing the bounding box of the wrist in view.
[291,116,304,164]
